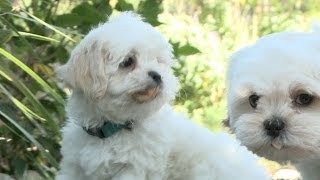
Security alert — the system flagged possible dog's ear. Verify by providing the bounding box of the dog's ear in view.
[222,116,230,128]
[222,116,234,133]
[55,40,109,99]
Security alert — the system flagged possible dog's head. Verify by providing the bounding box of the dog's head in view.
[226,32,320,162]
[56,12,178,122]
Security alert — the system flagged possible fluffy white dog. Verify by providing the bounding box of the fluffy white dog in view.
[226,31,320,179]
[56,12,268,180]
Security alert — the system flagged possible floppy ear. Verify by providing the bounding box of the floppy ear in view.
[55,40,109,99]
[222,116,230,128]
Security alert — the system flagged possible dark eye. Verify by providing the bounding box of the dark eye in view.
[295,93,313,106]
[119,56,135,68]
[249,94,260,108]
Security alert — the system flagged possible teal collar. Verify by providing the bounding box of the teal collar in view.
[83,120,134,138]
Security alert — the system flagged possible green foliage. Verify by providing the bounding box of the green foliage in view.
[0,0,319,178]
[160,0,319,130]
[55,1,112,33]
[0,0,198,178]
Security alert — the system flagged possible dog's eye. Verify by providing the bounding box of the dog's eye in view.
[295,93,314,106]
[119,56,135,69]
[249,94,260,108]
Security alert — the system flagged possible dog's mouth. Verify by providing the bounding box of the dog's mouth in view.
[270,139,287,150]
[131,85,162,103]
[250,136,320,162]
[257,143,318,162]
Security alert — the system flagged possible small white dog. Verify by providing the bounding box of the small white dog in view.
[226,31,320,179]
[56,12,268,180]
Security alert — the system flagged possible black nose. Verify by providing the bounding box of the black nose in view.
[148,71,162,84]
[263,117,285,138]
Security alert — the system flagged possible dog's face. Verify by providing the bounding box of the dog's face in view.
[226,32,320,162]
[56,12,178,122]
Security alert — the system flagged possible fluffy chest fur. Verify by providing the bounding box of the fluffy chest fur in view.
[58,110,171,180]
[57,105,269,180]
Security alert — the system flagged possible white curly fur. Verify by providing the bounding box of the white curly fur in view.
[56,12,269,180]
[227,31,320,180]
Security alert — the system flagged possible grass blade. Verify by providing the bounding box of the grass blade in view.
[0,84,47,135]
[0,108,59,168]
[0,48,64,105]
[16,31,59,43]
[0,61,61,135]
[24,11,76,42]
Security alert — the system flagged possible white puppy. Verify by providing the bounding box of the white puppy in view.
[226,31,320,179]
[56,12,268,180]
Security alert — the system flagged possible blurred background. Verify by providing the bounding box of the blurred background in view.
[0,0,319,179]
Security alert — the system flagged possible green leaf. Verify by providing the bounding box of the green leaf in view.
[0,84,48,135]
[16,31,59,43]
[0,48,64,105]
[0,107,59,168]
[176,44,200,56]
[56,2,110,33]
[72,3,106,24]
[12,97,46,122]
[11,158,27,178]
[0,65,60,131]
[115,0,134,11]
[24,11,76,42]
[0,29,14,44]
[55,46,69,63]
[137,0,163,26]
[0,102,29,140]
[0,68,12,81]
[0,0,11,12]
[55,13,83,27]
[171,41,181,57]
[92,0,113,14]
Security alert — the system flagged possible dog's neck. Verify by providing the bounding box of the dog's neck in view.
[66,91,132,128]
[82,119,134,138]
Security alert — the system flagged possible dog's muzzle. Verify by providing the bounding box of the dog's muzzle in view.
[132,85,161,103]
[148,71,162,84]
[131,71,163,103]
[263,117,285,138]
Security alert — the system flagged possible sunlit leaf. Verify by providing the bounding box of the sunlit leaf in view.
[176,44,201,56]
[0,61,61,135]
[0,84,47,134]
[33,64,54,77]
[16,31,59,43]
[24,11,76,42]
[0,48,64,105]
[0,69,12,81]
